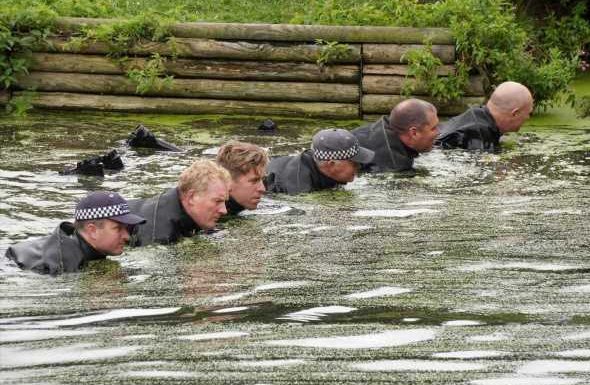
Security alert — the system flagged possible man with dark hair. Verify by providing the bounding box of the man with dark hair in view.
[352,98,439,172]
[128,159,231,247]
[5,191,146,275]
[216,141,269,216]
[436,81,534,151]
[265,128,374,195]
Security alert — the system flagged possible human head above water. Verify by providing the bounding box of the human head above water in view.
[388,98,439,153]
[486,81,534,134]
[177,159,231,229]
[216,141,269,210]
[74,191,146,256]
[311,128,374,183]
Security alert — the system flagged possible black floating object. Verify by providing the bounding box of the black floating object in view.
[127,124,182,152]
[258,119,277,132]
[101,149,124,170]
[60,157,104,176]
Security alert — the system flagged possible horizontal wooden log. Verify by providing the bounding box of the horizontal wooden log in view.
[29,53,359,83]
[363,44,455,64]
[41,37,362,63]
[16,72,359,102]
[362,94,485,116]
[362,75,485,96]
[363,64,455,76]
[55,17,455,45]
[15,91,359,118]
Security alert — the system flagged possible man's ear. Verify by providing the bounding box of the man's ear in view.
[83,223,98,240]
[511,107,520,117]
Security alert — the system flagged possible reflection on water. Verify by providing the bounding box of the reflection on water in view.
[0,112,589,383]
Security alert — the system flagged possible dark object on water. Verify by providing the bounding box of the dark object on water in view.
[60,157,105,176]
[127,124,182,151]
[101,149,124,170]
[60,149,124,176]
[258,119,277,132]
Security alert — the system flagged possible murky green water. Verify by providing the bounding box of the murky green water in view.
[0,101,589,384]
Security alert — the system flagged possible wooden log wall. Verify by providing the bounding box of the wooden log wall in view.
[7,17,485,119]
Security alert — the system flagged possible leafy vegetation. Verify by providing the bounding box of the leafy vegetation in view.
[0,0,588,112]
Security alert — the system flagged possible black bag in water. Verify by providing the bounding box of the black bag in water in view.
[60,157,105,176]
[127,124,182,151]
[100,149,124,170]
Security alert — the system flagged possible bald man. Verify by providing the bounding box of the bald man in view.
[436,81,534,151]
[352,98,439,172]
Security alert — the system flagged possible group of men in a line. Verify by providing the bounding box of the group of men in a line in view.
[4,81,534,275]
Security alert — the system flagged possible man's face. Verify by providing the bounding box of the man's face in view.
[88,219,130,256]
[231,167,266,210]
[411,110,439,152]
[184,179,229,229]
[323,159,359,183]
[505,100,533,133]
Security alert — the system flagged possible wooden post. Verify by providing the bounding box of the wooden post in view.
[362,94,485,116]
[16,72,359,102]
[16,91,360,118]
[362,75,485,96]
[29,53,360,83]
[363,44,455,64]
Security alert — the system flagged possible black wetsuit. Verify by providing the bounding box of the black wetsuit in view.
[435,106,502,151]
[128,187,200,247]
[4,222,105,275]
[265,149,341,195]
[352,116,418,172]
[225,197,245,216]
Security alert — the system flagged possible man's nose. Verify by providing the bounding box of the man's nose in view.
[121,228,130,241]
[219,203,227,215]
[256,180,266,193]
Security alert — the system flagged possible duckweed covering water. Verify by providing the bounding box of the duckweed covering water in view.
[0,106,588,383]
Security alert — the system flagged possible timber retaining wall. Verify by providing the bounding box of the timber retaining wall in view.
[6,18,485,119]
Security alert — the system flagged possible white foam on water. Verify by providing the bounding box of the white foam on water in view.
[402,318,420,323]
[427,250,444,256]
[519,360,590,374]
[405,200,445,206]
[212,292,251,303]
[254,281,309,291]
[201,147,220,156]
[265,329,435,349]
[344,286,412,299]
[177,331,249,341]
[127,274,151,283]
[543,209,583,215]
[456,262,579,272]
[553,350,590,358]
[119,334,156,340]
[471,376,582,385]
[442,320,484,326]
[243,206,293,216]
[0,329,97,343]
[351,359,486,371]
[212,306,249,314]
[125,370,196,378]
[565,331,590,340]
[352,209,436,218]
[379,269,408,274]
[433,350,509,359]
[0,343,141,368]
[561,285,590,294]
[238,359,306,368]
[468,333,510,342]
[37,307,181,327]
[278,305,357,322]
[346,225,372,231]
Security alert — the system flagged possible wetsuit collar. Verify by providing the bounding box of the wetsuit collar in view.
[75,230,107,261]
[174,188,201,236]
[302,149,341,190]
[225,196,245,216]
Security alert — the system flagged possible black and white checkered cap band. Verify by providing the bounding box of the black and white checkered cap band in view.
[312,142,360,161]
[75,203,130,221]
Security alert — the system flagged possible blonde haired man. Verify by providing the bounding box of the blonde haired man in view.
[216,141,269,215]
[128,160,231,246]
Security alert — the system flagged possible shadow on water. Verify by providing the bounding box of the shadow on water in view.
[0,106,589,384]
